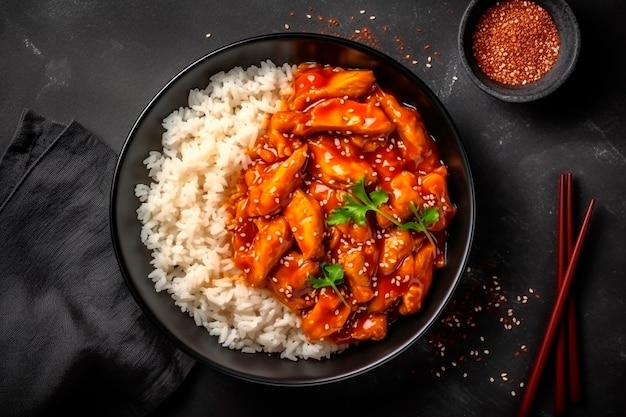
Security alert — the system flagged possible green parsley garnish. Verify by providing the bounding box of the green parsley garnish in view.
[307,263,350,308]
[326,177,440,247]
[326,178,389,227]
[402,201,439,248]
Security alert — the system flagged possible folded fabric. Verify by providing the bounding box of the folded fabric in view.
[0,110,196,416]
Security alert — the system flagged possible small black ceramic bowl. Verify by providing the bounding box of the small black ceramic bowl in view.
[459,0,580,102]
[111,33,475,386]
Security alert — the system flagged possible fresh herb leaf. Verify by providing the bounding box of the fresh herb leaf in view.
[401,202,440,248]
[326,177,440,246]
[307,263,350,308]
[326,178,388,226]
[326,195,369,226]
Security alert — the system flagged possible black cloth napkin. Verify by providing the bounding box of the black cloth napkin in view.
[0,110,196,416]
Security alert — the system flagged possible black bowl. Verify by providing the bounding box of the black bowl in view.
[459,0,580,102]
[110,33,475,386]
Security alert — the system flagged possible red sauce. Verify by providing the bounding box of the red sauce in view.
[229,63,456,345]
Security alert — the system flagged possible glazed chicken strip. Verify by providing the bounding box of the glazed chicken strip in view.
[253,130,303,162]
[330,310,388,343]
[346,311,387,341]
[331,221,378,303]
[282,189,325,259]
[376,170,423,228]
[306,180,348,215]
[339,249,374,303]
[307,135,377,189]
[374,86,430,165]
[244,215,294,287]
[420,171,456,231]
[244,144,308,217]
[271,97,395,139]
[268,251,318,311]
[399,243,435,315]
[368,252,415,313]
[290,65,376,111]
[378,227,417,276]
[301,289,352,341]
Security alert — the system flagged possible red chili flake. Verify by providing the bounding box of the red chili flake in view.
[471,0,560,86]
[393,34,405,52]
[349,27,381,50]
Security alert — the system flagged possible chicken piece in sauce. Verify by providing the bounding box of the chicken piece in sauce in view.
[268,251,318,311]
[329,220,379,303]
[301,289,352,341]
[307,180,347,215]
[270,97,394,142]
[307,134,377,189]
[283,189,325,259]
[368,251,415,313]
[331,310,388,344]
[375,170,423,229]
[374,86,431,168]
[235,215,294,287]
[228,63,456,345]
[399,243,435,315]
[244,144,308,217]
[419,170,457,232]
[378,227,418,276]
[290,64,376,111]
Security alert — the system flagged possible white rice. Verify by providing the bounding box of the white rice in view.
[135,60,347,360]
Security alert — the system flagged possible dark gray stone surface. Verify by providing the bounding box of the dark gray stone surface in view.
[2,1,624,415]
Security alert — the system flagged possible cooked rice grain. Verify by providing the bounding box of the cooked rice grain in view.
[135,60,346,360]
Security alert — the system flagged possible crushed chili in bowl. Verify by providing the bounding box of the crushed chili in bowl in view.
[471,0,561,86]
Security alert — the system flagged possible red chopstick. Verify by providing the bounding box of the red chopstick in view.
[517,196,595,417]
[555,172,581,414]
[554,174,568,414]
[565,173,582,404]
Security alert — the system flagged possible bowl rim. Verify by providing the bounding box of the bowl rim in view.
[458,0,581,103]
[110,32,476,386]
